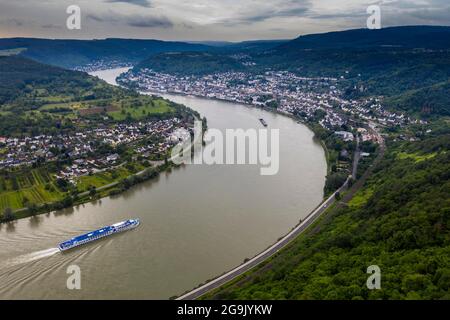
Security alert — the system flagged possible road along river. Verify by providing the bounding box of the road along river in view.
[0,68,326,299]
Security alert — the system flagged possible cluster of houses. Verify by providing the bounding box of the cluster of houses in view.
[0,117,190,181]
[357,127,383,144]
[74,60,132,73]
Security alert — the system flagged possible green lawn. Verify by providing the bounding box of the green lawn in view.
[0,161,151,212]
[348,187,374,208]
[76,164,145,191]
[396,152,437,162]
[109,100,173,120]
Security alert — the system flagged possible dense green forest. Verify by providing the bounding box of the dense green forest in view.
[0,55,128,106]
[206,132,450,299]
[385,80,450,117]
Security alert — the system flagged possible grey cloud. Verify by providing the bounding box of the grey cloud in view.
[406,8,450,23]
[309,12,367,20]
[105,0,152,8]
[126,15,173,28]
[246,7,310,23]
[180,22,194,30]
[0,0,449,40]
[219,1,312,26]
[41,24,62,29]
[86,14,105,22]
[0,18,23,26]
[87,12,173,29]
[372,0,450,26]
[378,0,448,9]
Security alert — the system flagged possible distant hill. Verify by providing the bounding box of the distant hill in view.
[276,26,450,51]
[189,39,289,51]
[263,27,450,108]
[0,55,121,105]
[263,26,450,72]
[135,51,246,75]
[133,40,290,75]
[216,40,289,52]
[0,38,211,69]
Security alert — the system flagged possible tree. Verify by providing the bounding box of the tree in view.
[88,186,97,197]
[2,207,15,221]
[26,202,38,215]
[62,195,74,207]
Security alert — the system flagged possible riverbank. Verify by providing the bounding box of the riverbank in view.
[144,89,333,169]
[2,123,205,223]
[2,161,172,223]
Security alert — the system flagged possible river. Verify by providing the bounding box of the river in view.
[0,68,326,299]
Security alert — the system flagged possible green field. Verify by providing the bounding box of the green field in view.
[36,96,174,121]
[0,168,62,212]
[396,151,437,162]
[76,164,145,191]
[0,162,149,213]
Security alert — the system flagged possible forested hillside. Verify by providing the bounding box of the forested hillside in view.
[385,81,450,117]
[275,26,450,50]
[0,38,210,69]
[207,132,450,299]
[0,55,127,106]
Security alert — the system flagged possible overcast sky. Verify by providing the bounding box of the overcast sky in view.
[0,0,449,41]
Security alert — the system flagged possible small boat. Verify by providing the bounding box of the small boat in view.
[58,219,140,251]
[259,118,268,127]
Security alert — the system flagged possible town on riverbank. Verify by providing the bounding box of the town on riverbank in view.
[118,68,399,195]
